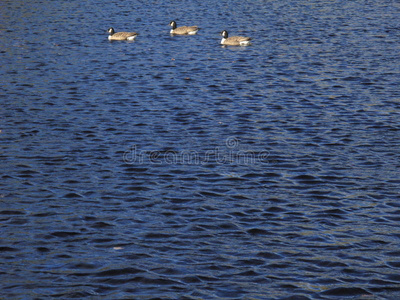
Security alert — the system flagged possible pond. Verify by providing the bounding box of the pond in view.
[1,0,400,298]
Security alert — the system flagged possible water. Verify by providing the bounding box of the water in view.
[1,0,400,299]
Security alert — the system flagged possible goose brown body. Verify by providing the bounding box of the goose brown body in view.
[169,21,199,35]
[220,30,251,46]
[107,28,138,41]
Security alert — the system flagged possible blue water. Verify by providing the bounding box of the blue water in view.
[1,0,400,299]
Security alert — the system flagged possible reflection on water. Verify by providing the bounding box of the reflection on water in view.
[1,0,399,299]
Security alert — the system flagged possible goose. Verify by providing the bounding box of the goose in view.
[169,21,199,35]
[220,30,251,46]
[107,27,138,41]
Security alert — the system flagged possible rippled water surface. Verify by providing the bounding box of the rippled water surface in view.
[1,0,400,299]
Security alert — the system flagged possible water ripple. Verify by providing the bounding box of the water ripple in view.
[1,0,400,299]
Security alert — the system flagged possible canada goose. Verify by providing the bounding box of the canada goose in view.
[220,30,251,46]
[107,27,138,41]
[169,21,199,35]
